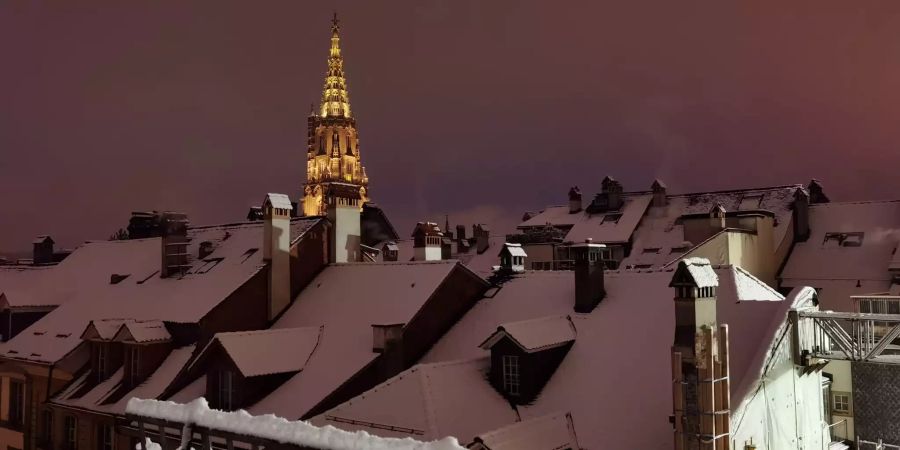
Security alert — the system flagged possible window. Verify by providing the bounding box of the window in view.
[589,251,597,262]
[642,248,661,254]
[97,424,114,450]
[832,392,851,415]
[97,343,108,379]
[64,416,77,449]
[9,380,24,428]
[501,355,520,396]
[128,346,141,387]
[823,232,865,248]
[41,410,53,442]
[602,213,622,224]
[217,370,237,410]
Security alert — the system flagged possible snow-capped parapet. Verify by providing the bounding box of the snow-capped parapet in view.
[125,398,465,450]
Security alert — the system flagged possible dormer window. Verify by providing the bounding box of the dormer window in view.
[97,342,109,378]
[217,369,237,411]
[502,355,520,396]
[128,345,141,387]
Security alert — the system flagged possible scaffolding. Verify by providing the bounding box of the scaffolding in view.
[790,310,900,363]
[672,324,731,450]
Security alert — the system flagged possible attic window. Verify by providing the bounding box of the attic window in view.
[642,248,661,254]
[602,213,623,224]
[633,264,653,269]
[56,333,71,338]
[502,355,520,396]
[195,258,225,274]
[33,331,45,336]
[823,232,864,248]
[199,241,215,259]
[670,246,688,254]
[739,194,763,210]
[110,274,130,285]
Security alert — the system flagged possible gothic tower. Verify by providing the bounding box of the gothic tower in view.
[303,13,369,217]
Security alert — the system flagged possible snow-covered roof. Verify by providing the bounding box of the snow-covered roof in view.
[127,398,466,450]
[2,218,323,364]
[498,243,527,258]
[113,320,171,344]
[518,194,652,244]
[622,185,799,269]
[321,267,789,450]
[311,358,518,443]
[234,260,483,419]
[470,412,579,450]
[54,345,196,415]
[82,319,131,341]
[672,258,719,288]
[780,200,900,311]
[263,193,293,211]
[479,315,575,353]
[371,233,509,277]
[209,327,323,377]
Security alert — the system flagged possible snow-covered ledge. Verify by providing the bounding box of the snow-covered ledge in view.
[126,398,465,450]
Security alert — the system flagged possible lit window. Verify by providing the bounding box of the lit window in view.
[832,392,851,415]
[502,355,520,396]
[64,416,78,449]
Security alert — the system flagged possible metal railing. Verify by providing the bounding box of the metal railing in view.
[858,437,900,449]
[824,419,848,443]
[790,309,900,363]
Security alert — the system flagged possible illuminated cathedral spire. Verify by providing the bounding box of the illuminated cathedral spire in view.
[321,12,351,118]
[303,13,369,217]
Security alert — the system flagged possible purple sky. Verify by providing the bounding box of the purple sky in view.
[2,1,900,253]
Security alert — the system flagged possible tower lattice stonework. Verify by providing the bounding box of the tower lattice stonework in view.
[303,14,369,217]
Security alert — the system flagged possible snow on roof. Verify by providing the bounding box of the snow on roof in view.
[3,218,323,364]
[518,194,653,244]
[622,185,799,269]
[82,319,131,341]
[470,411,579,450]
[312,358,518,443]
[497,243,526,258]
[211,327,323,377]
[241,260,468,419]
[479,315,575,353]
[55,345,196,415]
[351,268,787,450]
[127,397,466,450]
[672,258,719,288]
[781,200,900,311]
[32,235,53,244]
[114,320,171,343]
[264,193,293,211]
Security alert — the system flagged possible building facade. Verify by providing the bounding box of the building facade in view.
[302,14,369,217]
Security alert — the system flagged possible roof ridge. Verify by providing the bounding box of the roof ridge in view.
[810,199,900,206]
[217,327,321,338]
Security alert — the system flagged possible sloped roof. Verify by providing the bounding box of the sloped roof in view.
[479,315,575,353]
[372,233,509,277]
[622,185,799,268]
[113,320,171,343]
[471,412,579,450]
[54,345,196,415]
[211,327,322,377]
[780,200,900,311]
[518,194,652,244]
[82,319,131,341]
[2,218,323,364]
[311,358,518,443]
[240,260,482,419]
[498,243,526,258]
[325,267,790,450]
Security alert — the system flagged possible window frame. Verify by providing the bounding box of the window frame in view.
[97,423,115,450]
[40,409,53,442]
[501,355,520,396]
[832,391,852,416]
[9,379,25,428]
[64,415,78,450]
[128,346,141,387]
[217,369,237,411]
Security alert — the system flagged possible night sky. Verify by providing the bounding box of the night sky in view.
[3,1,900,253]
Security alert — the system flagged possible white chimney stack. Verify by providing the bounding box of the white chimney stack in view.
[412,222,443,261]
[263,193,292,320]
[325,186,362,263]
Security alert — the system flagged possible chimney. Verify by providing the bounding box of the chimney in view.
[412,222,443,261]
[160,212,190,278]
[381,241,399,261]
[709,203,726,230]
[572,239,606,313]
[372,323,405,380]
[498,243,527,273]
[651,179,668,207]
[456,224,467,243]
[263,193,292,320]
[32,235,54,265]
[325,185,362,263]
[669,258,730,449]
[807,179,830,204]
[792,188,810,242]
[128,211,163,239]
[601,176,624,211]
[568,186,583,214]
[473,224,490,254]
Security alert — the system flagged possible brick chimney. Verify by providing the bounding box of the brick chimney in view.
[807,179,830,204]
[263,193,292,320]
[602,176,624,211]
[32,235,54,265]
[572,239,606,313]
[669,258,731,450]
[652,179,668,207]
[568,186,583,214]
[160,212,189,278]
[456,224,467,243]
[412,222,443,261]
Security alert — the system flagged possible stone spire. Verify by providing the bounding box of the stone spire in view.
[320,12,351,118]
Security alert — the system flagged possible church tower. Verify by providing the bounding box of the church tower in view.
[303,13,369,217]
